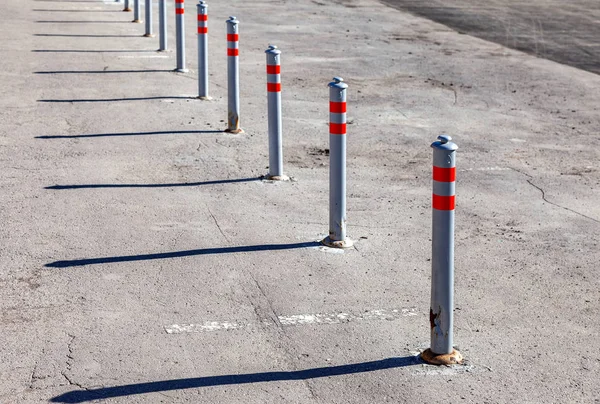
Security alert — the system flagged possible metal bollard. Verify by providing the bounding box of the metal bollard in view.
[175,0,187,72]
[158,0,167,50]
[421,134,463,366]
[225,16,242,133]
[144,0,154,37]
[265,45,287,180]
[133,0,142,23]
[197,1,210,99]
[124,0,132,12]
[321,77,352,248]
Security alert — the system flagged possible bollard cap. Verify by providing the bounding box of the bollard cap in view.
[328,76,348,89]
[431,134,458,151]
[198,0,206,4]
[265,44,281,55]
[227,16,238,23]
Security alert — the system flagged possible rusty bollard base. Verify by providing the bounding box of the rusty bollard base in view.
[420,348,463,366]
[265,175,290,182]
[224,128,244,134]
[320,236,353,249]
[124,8,132,12]
[197,96,213,101]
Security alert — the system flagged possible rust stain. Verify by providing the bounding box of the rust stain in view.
[429,308,438,329]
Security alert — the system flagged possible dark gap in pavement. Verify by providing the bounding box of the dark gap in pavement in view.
[45,242,322,268]
[49,356,421,402]
[36,130,224,139]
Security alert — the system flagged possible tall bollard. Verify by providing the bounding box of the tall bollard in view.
[144,0,154,37]
[421,135,463,366]
[265,45,286,180]
[225,16,242,133]
[197,1,210,99]
[175,0,187,72]
[321,77,352,248]
[124,0,132,12]
[158,0,167,50]
[133,0,142,23]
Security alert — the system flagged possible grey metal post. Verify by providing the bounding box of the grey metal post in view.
[197,1,210,99]
[144,0,154,37]
[421,134,463,366]
[322,77,352,248]
[158,0,167,50]
[133,0,142,23]
[265,45,286,180]
[175,0,187,72]
[124,0,131,12]
[225,16,242,133]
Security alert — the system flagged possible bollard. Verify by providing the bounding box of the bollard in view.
[133,0,142,23]
[158,0,167,50]
[265,45,287,180]
[144,0,154,37]
[197,1,210,99]
[124,0,131,12]
[175,0,187,72]
[225,16,242,133]
[421,135,463,366]
[321,77,352,248]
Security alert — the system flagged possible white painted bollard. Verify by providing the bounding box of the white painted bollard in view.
[197,1,210,99]
[225,16,242,133]
[265,45,286,180]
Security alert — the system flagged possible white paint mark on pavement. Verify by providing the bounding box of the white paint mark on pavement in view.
[165,308,418,334]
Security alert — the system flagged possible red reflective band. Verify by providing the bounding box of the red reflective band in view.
[197,14,207,21]
[432,194,455,211]
[175,8,184,14]
[227,34,239,42]
[433,166,456,182]
[266,65,280,74]
[227,48,239,56]
[329,123,346,135]
[197,27,208,34]
[329,101,346,113]
[267,83,281,92]
[175,0,183,3]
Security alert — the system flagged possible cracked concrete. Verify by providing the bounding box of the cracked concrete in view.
[1,0,599,403]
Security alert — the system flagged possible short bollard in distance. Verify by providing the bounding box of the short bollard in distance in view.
[124,0,132,12]
[197,1,210,100]
[175,0,187,72]
[421,135,463,366]
[265,45,287,180]
[144,0,154,37]
[225,16,242,133]
[133,0,142,22]
[158,0,167,50]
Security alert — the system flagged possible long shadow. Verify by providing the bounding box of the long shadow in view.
[36,20,132,23]
[35,34,143,38]
[38,96,197,103]
[32,9,122,12]
[45,241,321,268]
[36,130,222,139]
[35,0,107,2]
[50,356,421,403]
[33,50,159,53]
[34,69,173,74]
[45,177,261,190]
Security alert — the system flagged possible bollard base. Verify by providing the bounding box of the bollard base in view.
[132,19,143,23]
[265,174,290,182]
[224,128,244,134]
[420,349,463,366]
[174,68,189,73]
[321,236,353,249]
[143,33,156,38]
[123,8,132,11]
[197,96,213,101]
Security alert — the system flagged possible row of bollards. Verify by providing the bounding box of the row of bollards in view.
[119,0,461,366]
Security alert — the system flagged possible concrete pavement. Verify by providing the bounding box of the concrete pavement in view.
[0,0,599,402]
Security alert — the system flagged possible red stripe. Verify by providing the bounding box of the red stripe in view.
[433,166,456,182]
[175,8,184,14]
[197,27,208,34]
[266,65,280,74]
[227,48,239,56]
[267,83,281,92]
[175,0,184,3]
[197,14,207,21]
[432,194,455,211]
[227,34,239,42]
[330,101,346,113]
[329,123,346,135]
